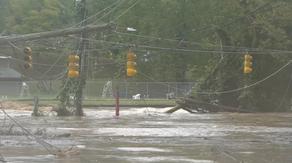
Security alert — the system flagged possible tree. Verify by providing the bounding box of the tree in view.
[0,0,9,32]
[5,0,68,34]
[189,0,292,112]
[102,0,216,82]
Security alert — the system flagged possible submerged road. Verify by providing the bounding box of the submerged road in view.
[1,107,292,163]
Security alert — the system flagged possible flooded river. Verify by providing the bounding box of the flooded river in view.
[1,107,292,163]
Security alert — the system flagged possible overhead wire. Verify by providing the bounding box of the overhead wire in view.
[116,0,277,54]
[2,0,287,107]
[6,0,281,70]
[65,0,291,161]
[139,63,292,114]
[0,52,69,87]
[39,43,72,79]
[137,55,291,96]
[114,0,290,112]
[6,31,27,76]
[154,0,227,35]
[125,1,279,75]
[1,0,290,118]
[6,37,291,70]
[32,40,288,98]
[6,38,71,80]
[114,0,227,45]
[140,19,233,46]
[1,0,127,80]
[119,0,282,48]
[273,74,292,113]
[71,0,124,28]
[64,36,292,66]
[185,0,277,43]
[111,0,141,22]
[0,102,58,155]
[137,70,267,114]
[9,42,66,79]
[194,59,292,95]
[91,0,126,25]
[113,31,292,55]
[81,0,279,70]
[0,53,65,68]
[146,0,277,51]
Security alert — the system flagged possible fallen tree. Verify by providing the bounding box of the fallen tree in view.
[165,97,251,114]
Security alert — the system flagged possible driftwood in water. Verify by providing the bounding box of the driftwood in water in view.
[165,104,195,114]
[166,97,249,114]
[165,105,182,114]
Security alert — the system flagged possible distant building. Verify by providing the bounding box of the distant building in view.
[0,56,23,96]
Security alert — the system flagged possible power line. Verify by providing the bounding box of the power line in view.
[67,36,292,57]
[91,0,126,25]
[188,0,277,43]
[111,0,141,22]
[195,59,292,95]
[155,0,227,35]
[7,40,70,79]
[2,0,284,88]
[72,0,124,28]
[98,0,279,69]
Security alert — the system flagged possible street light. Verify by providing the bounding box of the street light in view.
[127,27,137,32]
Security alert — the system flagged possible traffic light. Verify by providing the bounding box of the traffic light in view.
[68,54,80,78]
[244,54,252,73]
[23,47,33,69]
[126,51,137,76]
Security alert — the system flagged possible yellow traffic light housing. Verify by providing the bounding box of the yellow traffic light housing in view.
[244,54,252,73]
[68,54,80,78]
[23,47,33,69]
[127,52,136,60]
[126,51,137,76]
[127,61,137,76]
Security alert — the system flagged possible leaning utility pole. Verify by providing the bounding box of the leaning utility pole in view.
[0,24,111,45]
[0,0,111,116]
[75,0,88,116]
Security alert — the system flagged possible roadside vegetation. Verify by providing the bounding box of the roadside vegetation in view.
[17,99,176,106]
[0,0,292,112]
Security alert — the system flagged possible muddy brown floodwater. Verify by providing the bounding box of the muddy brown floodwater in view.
[1,106,292,163]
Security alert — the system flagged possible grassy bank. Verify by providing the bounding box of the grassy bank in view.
[16,99,176,106]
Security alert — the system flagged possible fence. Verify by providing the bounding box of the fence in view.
[0,81,195,99]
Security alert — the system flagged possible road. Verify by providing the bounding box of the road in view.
[1,107,292,163]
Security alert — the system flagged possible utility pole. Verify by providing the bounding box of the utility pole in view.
[75,0,88,116]
[0,24,111,45]
[0,0,111,116]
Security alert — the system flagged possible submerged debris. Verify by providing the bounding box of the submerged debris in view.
[0,153,7,162]
[55,145,80,157]
[0,124,47,136]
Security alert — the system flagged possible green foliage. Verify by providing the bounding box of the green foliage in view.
[1,0,292,112]
[5,0,71,34]
[189,0,292,112]
[0,0,9,31]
